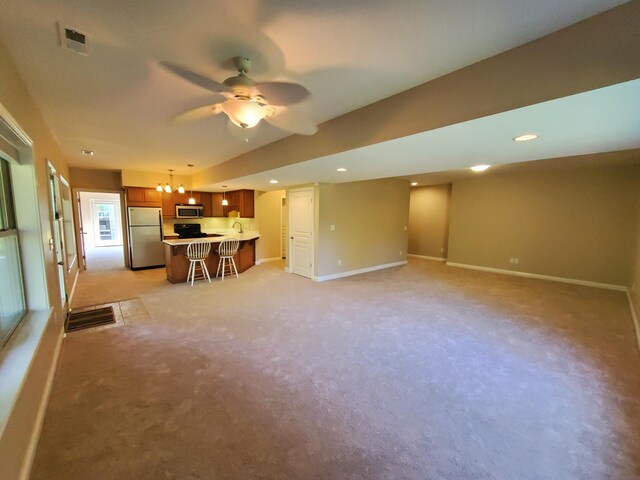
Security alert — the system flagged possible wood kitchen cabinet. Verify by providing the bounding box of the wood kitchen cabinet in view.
[238,189,254,218]
[164,239,256,283]
[162,191,211,217]
[200,192,212,217]
[125,187,162,207]
[236,238,256,270]
[210,190,254,218]
[211,193,224,217]
[162,191,177,217]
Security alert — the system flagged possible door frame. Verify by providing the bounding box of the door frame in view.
[89,198,123,247]
[46,161,68,314]
[73,188,129,269]
[280,194,287,260]
[287,186,315,278]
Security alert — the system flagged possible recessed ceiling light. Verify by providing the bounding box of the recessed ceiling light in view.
[336,167,347,172]
[470,164,491,172]
[513,134,538,142]
[81,149,94,155]
[411,182,418,186]
[269,179,278,184]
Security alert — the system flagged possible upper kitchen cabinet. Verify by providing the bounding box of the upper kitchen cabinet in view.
[200,192,212,217]
[162,191,186,217]
[216,189,254,218]
[125,187,162,207]
[211,193,224,217]
[238,190,254,218]
[211,190,255,218]
[162,191,212,217]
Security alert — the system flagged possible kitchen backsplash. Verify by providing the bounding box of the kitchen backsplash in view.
[164,217,257,233]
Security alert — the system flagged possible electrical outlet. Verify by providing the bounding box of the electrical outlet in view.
[403,225,407,231]
[399,250,403,256]
[509,258,514,264]
[440,247,444,253]
[514,258,519,264]
[338,259,341,266]
[330,224,335,231]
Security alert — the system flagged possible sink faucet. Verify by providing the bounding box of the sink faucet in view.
[232,221,243,234]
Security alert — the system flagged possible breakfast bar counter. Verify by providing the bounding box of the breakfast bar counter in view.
[162,231,260,283]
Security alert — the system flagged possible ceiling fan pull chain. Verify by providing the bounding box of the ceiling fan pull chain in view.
[242,126,249,143]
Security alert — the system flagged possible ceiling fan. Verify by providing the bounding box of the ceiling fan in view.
[160,56,318,138]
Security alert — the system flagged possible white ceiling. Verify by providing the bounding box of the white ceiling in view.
[215,79,640,191]
[0,0,629,177]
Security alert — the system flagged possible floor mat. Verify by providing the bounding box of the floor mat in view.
[66,306,115,332]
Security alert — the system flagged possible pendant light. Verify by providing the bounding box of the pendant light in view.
[187,164,196,205]
[157,169,185,194]
[222,185,228,206]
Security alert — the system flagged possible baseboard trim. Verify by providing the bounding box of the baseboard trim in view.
[255,257,282,265]
[19,319,64,480]
[407,254,447,262]
[627,290,640,357]
[313,261,407,282]
[445,262,627,292]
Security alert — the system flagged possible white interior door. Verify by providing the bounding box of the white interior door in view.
[91,200,122,247]
[47,162,67,312]
[289,188,314,278]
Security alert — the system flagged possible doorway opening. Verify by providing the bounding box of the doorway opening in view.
[77,191,125,270]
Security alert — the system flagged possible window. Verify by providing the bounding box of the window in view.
[0,157,26,345]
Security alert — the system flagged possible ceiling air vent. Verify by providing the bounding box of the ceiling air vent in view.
[58,23,89,56]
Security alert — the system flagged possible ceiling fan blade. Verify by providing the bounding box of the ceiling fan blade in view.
[264,108,318,136]
[254,82,311,105]
[172,104,223,125]
[160,61,231,94]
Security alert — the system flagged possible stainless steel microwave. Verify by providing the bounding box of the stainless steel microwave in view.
[175,204,204,218]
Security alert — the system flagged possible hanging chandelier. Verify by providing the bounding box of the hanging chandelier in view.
[156,169,185,194]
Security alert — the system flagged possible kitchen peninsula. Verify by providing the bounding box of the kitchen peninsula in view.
[162,231,260,283]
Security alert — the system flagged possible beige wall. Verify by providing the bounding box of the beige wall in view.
[448,165,640,286]
[316,179,409,277]
[70,167,122,191]
[408,185,451,259]
[255,190,285,262]
[0,41,71,479]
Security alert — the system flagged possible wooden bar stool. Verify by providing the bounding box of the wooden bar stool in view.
[186,240,212,286]
[216,238,240,281]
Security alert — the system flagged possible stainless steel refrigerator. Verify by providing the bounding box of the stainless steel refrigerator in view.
[128,207,165,269]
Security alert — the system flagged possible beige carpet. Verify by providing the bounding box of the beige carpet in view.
[32,259,640,479]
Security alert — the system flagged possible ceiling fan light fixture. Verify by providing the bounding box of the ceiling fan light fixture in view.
[177,185,185,194]
[222,99,267,129]
[164,183,172,193]
[156,184,163,192]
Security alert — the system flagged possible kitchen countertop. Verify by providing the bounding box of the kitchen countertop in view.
[162,230,260,246]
